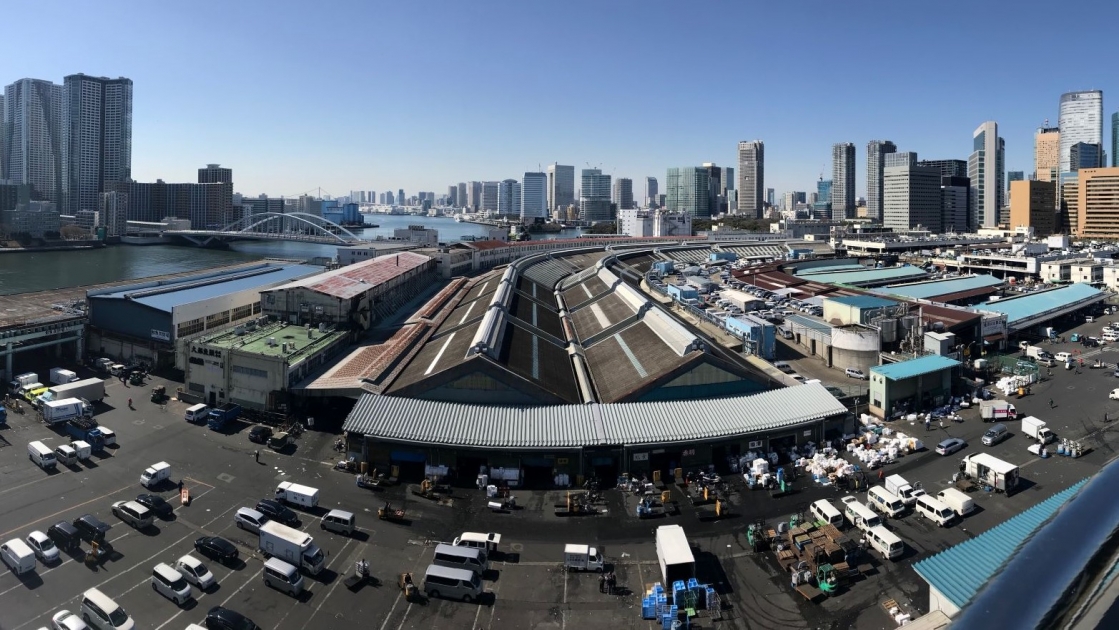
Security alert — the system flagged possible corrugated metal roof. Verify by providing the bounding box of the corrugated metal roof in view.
[794,265,928,286]
[266,252,431,300]
[786,314,831,333]
[913,480,1087,610]
[796,264,868,275]
[93,264,322,313]
[343,383,847,449]
[873,275,1003,300]
[871,355,960,380]
[825,295,898,309]
[976,283,1104,325]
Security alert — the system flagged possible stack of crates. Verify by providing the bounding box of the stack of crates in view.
[705,586,718,611]
[642,583,667,619]
[688,578,704,609]
[672,580,686,604]
[661,604,679,629]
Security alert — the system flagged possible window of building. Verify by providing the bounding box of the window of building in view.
[178,318,205,338]
[231,304,253,321]
[188,382,204,393]
[205,311,231,330]
[232,365,268,378]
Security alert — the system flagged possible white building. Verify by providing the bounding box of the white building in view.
[1058,91,1103,174]
[884,163,943,232]
[99,190,128,236]
[520,171,547,220]
[497,179,521,216]
[2,78,64,204]
[392,224,439,246]
[969,121,1004,228]
[62,74,133,215]
[618,208,692,237]
[737,140,765,217]
[546,164,575,213]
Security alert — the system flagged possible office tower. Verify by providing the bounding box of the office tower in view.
[736,140,764,217]
[579,169,612,222]
[831,143,856,219]
[766,188,775,208]
[481,181,499,213]
[917,159,968,178]
[2,78,64,204]
[1035,127,1060,181]
[813,179,832,219]
[1113,113,1119,167]
[1059,91,1103,174]
[721,167,735,195]
[1008,180,1056,236]
[884,162,943,232]
[1070,143,1102,171]
[613,177,634,210]
[456,183,467,209]
[61,74,133,215]
[941,176,971,232]
[197,164,233,226]
[446,185,457,207]
[466,181,481,211]
[1006,171,1024,203]
[520,171,546,220]
[969,121,1004,229]
[546,163,575,212]
[699,163,725,216]
[497,179,521,216]
[782,191,798,211]
[397,188,405,206]
[1076,167,1119,237]
[886,152,918,168]
[98,190,128,237]
[646,176,659,208]
[386,191,395,205]
[665,167,711,218]
[866,140,897,221]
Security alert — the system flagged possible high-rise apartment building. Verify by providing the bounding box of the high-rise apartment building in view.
[1008,180,1057,237]
[917,159,967,178]
[1076,167,1119,238]
[98,190,128,237]
[497,179,521,216]
[665,167,711,218]
[446,185,457,207]
[481,181,499,213]
[1,78,64,203]
[1035,127,1060,182]
[646,177,659,208]
[613,177,634,210]
[579,169,612,222]
[61,74,133,215]
[831,143,856,219]
[520,171,547,220]
[546,163,575,212]
[1070,143,1102,172]
[197,164,233,227]
[941,176,970,232]
[736,140,764,218]
[466,181,481,211]
[1059,91,1103,174]
[866,140,897,221]
[969,121,1005,229]
[884,162,943,232]
[456,183,467,209]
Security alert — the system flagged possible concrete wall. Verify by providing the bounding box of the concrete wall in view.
[926,583,961,618]
[831,326,879,374]
[869,367,953,416]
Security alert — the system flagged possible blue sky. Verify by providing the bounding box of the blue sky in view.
[3,0,1113,200]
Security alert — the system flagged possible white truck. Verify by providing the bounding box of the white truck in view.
[1021,416,1056,445]
[41,378,106,405]
[563,544,604,572]
[884,474,925,506]
[258,521,325,575]
[1024,346,1052,361]
[655,525,695,585]
[7,372,37,394]
[49,368,78,385]
[980,400,1017,422]
[41,398,88,425]
[961,453,1020,495]
[275,482,320,509]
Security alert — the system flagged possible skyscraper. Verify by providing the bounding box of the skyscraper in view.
[884,162,942,232]
[1006,171,1025,202]
[1,78,64,204]
[520,171,547,220]
[1035,127,1060,182]
[397,189,406,206]
[813,179,832,219]
[1113,112,1118,168]
[831,143,856,219]
[666,167,711,218]
[736,140,764,218]
[446,185,457,207]
[646,177,659,208]
[941,176,970,232]
[866,140,897,221]
[1059,91,1103,174]
[917,159,968,178]
[969,121,1004,229]
[579,169,612,222]
[766,188,775,208]
[1070,143,1102,171]
[197,164,233,227]
[481,182,498,213]
[456,183,467,209]
[61,74,132,215]
[546,163,575,212]
[612,177,634,210]
[497,179,521,216]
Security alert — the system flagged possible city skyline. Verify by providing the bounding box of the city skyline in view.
[1,2,1117,202]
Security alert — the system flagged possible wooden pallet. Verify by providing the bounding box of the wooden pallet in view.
[882,598,900,614]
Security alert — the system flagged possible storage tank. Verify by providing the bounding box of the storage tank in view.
[831,326,881,375]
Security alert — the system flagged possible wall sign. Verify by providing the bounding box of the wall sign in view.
[632,452,649,462]
[151,329,171,341]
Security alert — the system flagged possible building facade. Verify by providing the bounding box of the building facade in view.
[98,190,128,237]
[1059,90,1103,174]
[646,176,658,208]
[481,181,499,214]
[520,171,547,220]
[1008,180,1057,237]
[613,177,634,210]
[1070,142,1102,172]
[917,159,968,178]
[497,179,521,216]
[941,176,971,233]
[579,168,612,223]
[617,208,692,237]
[1077,167,1119,238]
[831,142,856,219]
[969,121,1005,229]
[2,78,64,204]
[884,163,943,232]
[197,164,233,227]
[1035,127,1060,182]
[61,74,132,215]
[665,167,710,218]
[866,140,897,221]
[547,163,575,213]
[736,140,764,217]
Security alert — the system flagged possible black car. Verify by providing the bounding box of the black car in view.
[254,499,299,526]
[248,426,273,444]
[72,514,111,543]
[205,605,259,630]
[135,494,174,518]
[195,536,239,564]
[47,520,81,551]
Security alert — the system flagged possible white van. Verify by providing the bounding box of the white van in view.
[866,525,904,560]
[184,404,209,423]
[867,486,907,518]
[1104,330,1119,342]
[936,488,976,517]
[453,532,502,555]
[1,538,36,575]
[151,562,192,604]
[432,543,488,575]
[915,495,957,527]
[809,500,844,527]
[28,441,57,470]
[320,509,355,536]
[840,497,883,533]
[423,563,484,602]
[98,426,117,447]
[140,461,171,488]
[55,444,79,467]
[263,557,305,597]
[80,587,135,630]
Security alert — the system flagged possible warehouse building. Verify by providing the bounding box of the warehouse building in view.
[87,262,322,368]
[869,355,960,417]
[871,275,1004,306]
[972,283,1106,333]
[185,319,350,410]
[260,251,436,331]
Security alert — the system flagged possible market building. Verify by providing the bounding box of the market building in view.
[868,355,961,417]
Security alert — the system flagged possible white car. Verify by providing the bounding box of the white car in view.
[51,610,89,630]
[1055,352,1073,363]
[175,554,216,590]
[845,368,868,379]
[26,530,60,564]
[1110,389,1119,400]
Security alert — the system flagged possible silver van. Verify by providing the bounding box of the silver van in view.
[151,562,192,605]
[28,441,57,470]
[982,423,1009,446]
[320,509,355,536]
[423,563,483,602]
[432,543,488,575]
[263,557,304,597]
[111,501,153,529]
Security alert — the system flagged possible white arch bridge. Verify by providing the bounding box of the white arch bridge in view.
[164,212,369,246]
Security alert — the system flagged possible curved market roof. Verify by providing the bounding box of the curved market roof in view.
[343,382,848,450]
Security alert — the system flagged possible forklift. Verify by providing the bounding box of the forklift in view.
[150,385,168,404]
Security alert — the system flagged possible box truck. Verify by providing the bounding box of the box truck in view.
[1021,416,1056,444]
[258,521,325,575]
[275,482,319,509]
[207,403,241,430]
[884,474,926,506]
[50,368,79,385]
[980,400,1017,422]
[563,544,604,572]
[41,398,88,425]
[42,378,106,405]
[960,453,1020,495]
[655,525,695,585]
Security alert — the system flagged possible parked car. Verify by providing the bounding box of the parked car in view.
[248,426,273,444]
[194,536,239,564]
[176,554,216,590]
[47,521,81,552]
[26,530,60,564]
[72,514,111,544]
[254,499,299,527]
[935,438,967,456]
[135,494,174,518]
[845,368,867,379]
[51,610,88,630]
[205,606,259,630]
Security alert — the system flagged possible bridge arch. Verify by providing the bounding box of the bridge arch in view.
[221,212,365,244]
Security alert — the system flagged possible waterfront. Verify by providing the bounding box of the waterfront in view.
[0,213,582,295]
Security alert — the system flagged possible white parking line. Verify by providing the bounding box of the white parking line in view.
[380,545,433,630]
[0,532,131,598]
[298,538,355,630]
[153,559,263,630]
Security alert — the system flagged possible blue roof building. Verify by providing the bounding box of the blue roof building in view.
[869,355,961,417]
[873,275,1003,301]
[974,284,1105,331]
[796,264,929,287]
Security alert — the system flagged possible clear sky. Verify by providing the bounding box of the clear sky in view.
[3,0,1113,200]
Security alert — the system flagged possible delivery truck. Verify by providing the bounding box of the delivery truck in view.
[563,544,604,572]
[8,372,37,394]
[49,368,78,385]
[275,482,319,509]
[1021,416,1056,444]
[42,378,106,405]
[41,398,88,425]
[258,521,325,575]
[884,474,926,506]
[655,525,695,585]
[960,453,1020,495]
[980,400,1017,422]
[207,403,241,430]
[65,418,105,451]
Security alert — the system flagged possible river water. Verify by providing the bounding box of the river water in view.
[0,214,582,295]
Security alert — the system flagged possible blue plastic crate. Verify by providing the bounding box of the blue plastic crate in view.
[673,580,686,592]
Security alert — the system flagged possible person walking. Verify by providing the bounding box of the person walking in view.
[924,417,931,433]
[1049,398,1055,409]
[178,479,184,493]
[254,449,260,463]
[878,469,885,482]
